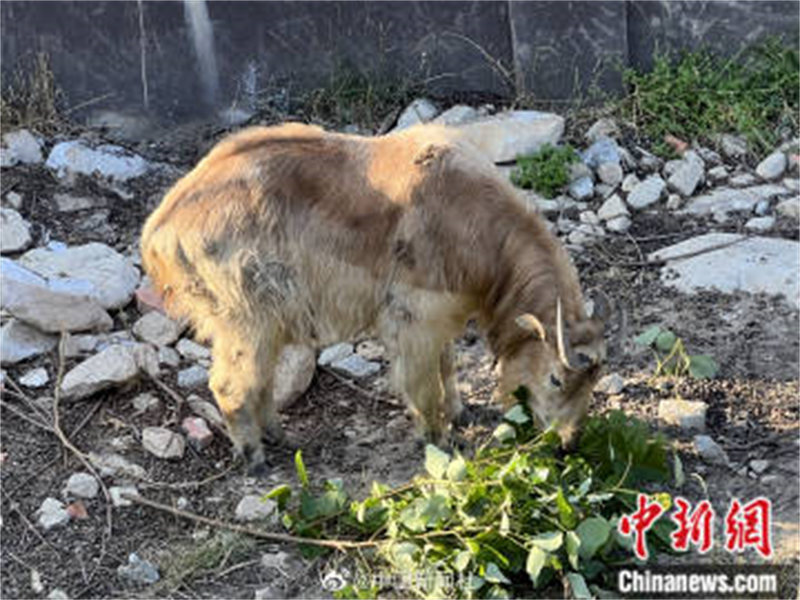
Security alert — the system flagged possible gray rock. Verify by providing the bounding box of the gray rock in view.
[64,472,99,499]
[0,319,57,364]
[46,140,149,182]
[1,258,113,333]
[581,137,620,168]
[606,215,631,233]
[19,243,140,310]
[88,452,146,480]
[4,191,23,210]
[596,162,623,187]
[0,129,43,166]
[0,208,32,254]
[188,395,225,428]
[175,338,210,361]
[568,161,593,182]
[719,134,748,159]
[744,216,775,232]
[584,118,619,143]
[621,173,640,193]
[783,177,800,193]
[132,392,160,414]
[61,344,159,399]
[432,105,479,126]
[595,372,624,395]
[132,312,183,347]
[695,146,722,166]
[117,552,159,585]
[331,354,380,378]
[274,344,315,411]
[157,346,180,368]
[177,365,209,389]
[318,342,354,366]
[109,486,139,507]
[19,367,48,388]
[235,495,278,522]
[749,459,769,474]
[452,111,565,163]
[667,150,705,197]
[650,233,799,309]
[47,589,69,600]
[776,197,800,221]
[37,497,70,530]
[663,159,683,178]
[679,185,789,219]
[627,175,666,209]
[707,165,729,184]
[597,194,629,221]
[594,183,616,199]
[755,151,787,181]
[556,217,578,234]
[53,193,105,212]
[579,210,600,226]
[730,173,758,188]
[754,198,771,216]
[395,98,438,130]
[658,399,707,432]
[693,435,729,466]
[637,151,662,172]
[142,427,185,459]
[666,194,683,211]
[568,176,594,201]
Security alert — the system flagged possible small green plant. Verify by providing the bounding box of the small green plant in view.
[267,408,672,598]
[634,325,719,380]
[510,144,579,198]
[623,37,799,157]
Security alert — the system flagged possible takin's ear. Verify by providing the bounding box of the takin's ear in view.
[515,313,547,341]
[413,143,450,167]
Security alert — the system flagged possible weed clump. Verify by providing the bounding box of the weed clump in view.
[510,144,579,198]
[623,37,799,157]
[1,52,64,133]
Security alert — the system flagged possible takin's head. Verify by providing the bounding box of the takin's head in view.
[498,293,610,448]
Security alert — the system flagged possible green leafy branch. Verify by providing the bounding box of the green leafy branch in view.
[634,325,719,380]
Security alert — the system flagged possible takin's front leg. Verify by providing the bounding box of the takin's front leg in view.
[440,341,463,425]
[209,326,283,475]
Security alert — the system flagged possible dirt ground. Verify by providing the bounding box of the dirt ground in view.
[1,116,798,599]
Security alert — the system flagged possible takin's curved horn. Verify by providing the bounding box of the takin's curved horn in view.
[556,297,574,370]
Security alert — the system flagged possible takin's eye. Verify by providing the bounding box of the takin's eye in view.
[549,374,563,388]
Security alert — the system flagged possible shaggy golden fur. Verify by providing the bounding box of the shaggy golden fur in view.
[141,122,607,471]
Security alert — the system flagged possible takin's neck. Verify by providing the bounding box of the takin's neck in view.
[480,218,587,359]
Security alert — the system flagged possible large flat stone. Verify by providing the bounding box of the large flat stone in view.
[45,140,149,181]
[451,111,564,163]
[679,185,790,220]
[60,343,159,399]
[0,319,57,364]
[649,234,799,308]
[19,243,140,309]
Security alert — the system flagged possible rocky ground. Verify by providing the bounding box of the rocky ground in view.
[1,100,798,599]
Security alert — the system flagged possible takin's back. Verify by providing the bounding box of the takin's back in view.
[140,122,559,343]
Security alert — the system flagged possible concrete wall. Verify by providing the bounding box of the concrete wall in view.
[1,1,797,126]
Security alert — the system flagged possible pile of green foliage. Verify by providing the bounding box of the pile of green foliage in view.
[267,407,673,599]
[623,37,799,157]
[510,144,579,198]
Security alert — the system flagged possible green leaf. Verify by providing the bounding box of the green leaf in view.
[526,546,548,586]
[500,511,510,536]
[453,550,471,572]
[263,484,291,510]
[493,422,516,443]
[447,454,467,481]
[556,488,578,529]
[398,494,451,532]
[503,404,530,425]
[390,542,419,570]
[655,330,677,353]
[576,517,611,559]
[634,325,661,347]
[484,562,511,585]
[673,452,685,488]
[425,444,451,479]
[688,354,719,379]
[294,449,309,488]
[566,531,581,570]
[566,573,592,599]
[531,531,564,552]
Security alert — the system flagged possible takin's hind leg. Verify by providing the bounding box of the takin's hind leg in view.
[209,326,282,475]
